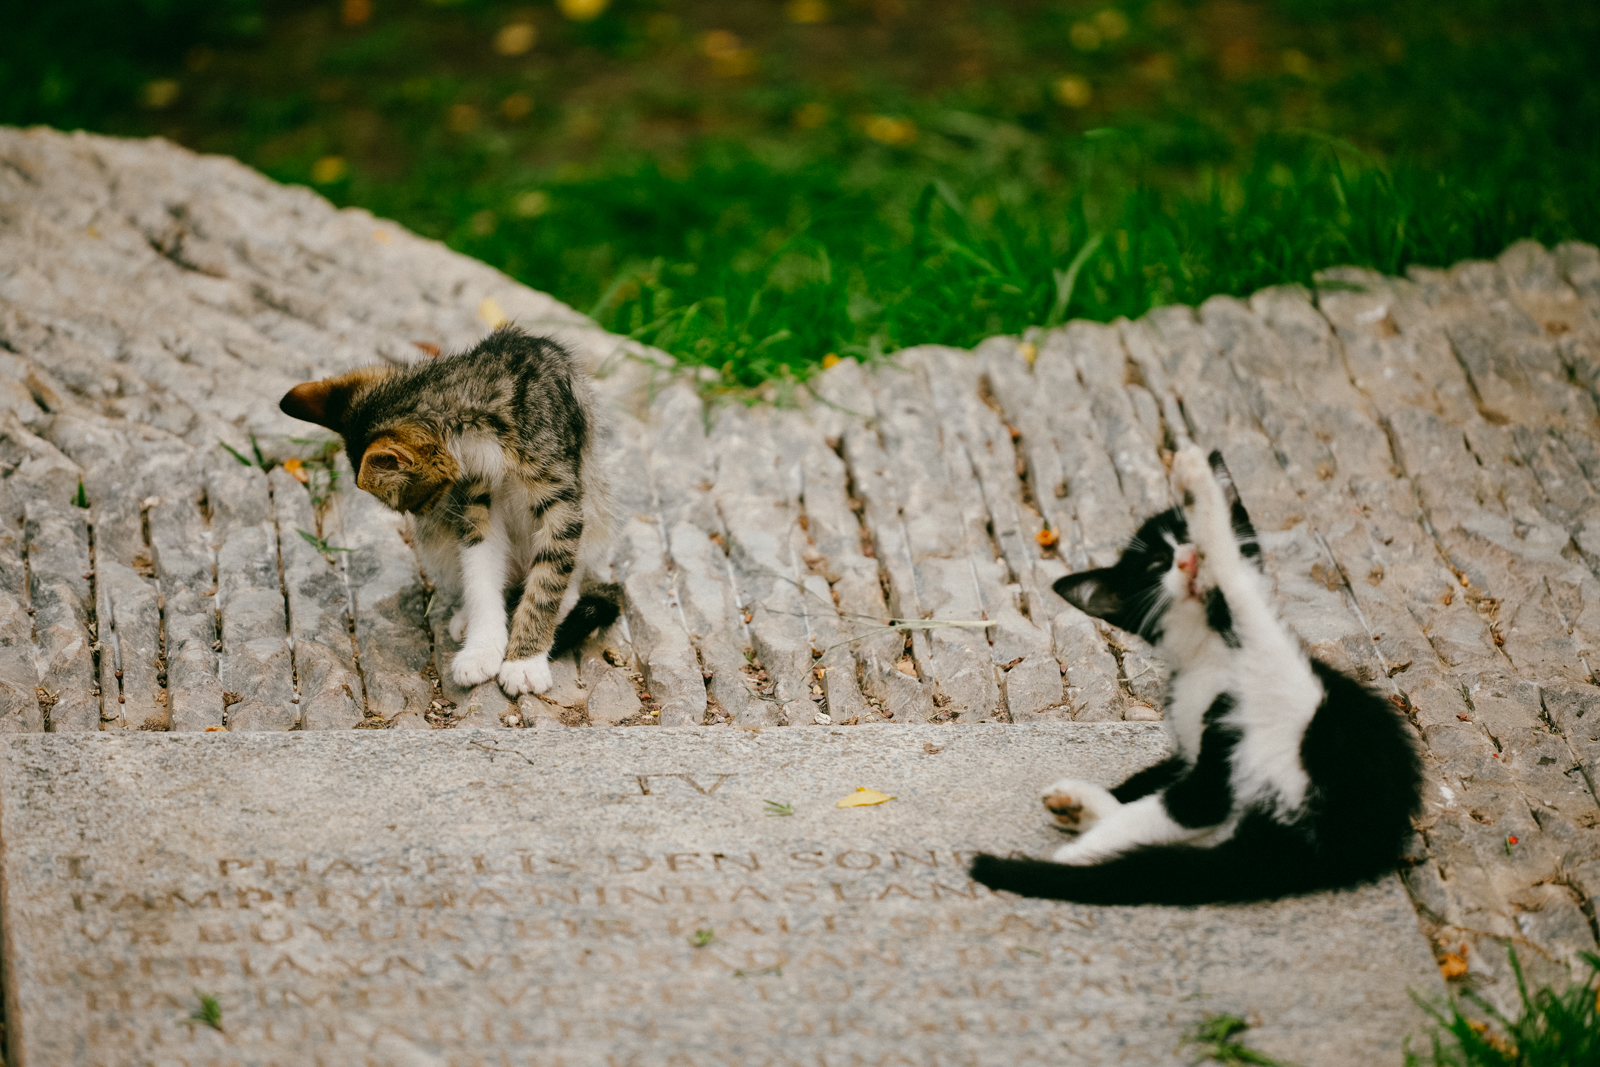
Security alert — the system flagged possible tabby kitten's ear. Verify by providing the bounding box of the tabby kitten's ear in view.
[1054,570,1122,621]
[279,368,387,433]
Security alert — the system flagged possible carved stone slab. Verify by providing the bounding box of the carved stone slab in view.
[0,727,1438,1066]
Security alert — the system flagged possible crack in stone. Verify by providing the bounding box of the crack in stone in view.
[330,502,375,722]
[263,478,303,728]
[82,501,107,728]
[20,512,48,731]
[139,498,169,729]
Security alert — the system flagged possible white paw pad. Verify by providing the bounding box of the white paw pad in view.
[448,611,469,642]
[498,653,552,696]
[452,642,506,687]
[1041,777,1118,834]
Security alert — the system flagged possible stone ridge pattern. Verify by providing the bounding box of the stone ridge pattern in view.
[0,128,1598,998]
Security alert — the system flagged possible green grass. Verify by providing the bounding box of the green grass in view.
[1183,1013,1298,1065]
[4,1,1598,391]
[1406,950,1600,1067]
[451,133,1597,390]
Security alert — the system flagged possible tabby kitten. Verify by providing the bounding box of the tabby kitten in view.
[280,327,618,696]
[970,446,1422,905]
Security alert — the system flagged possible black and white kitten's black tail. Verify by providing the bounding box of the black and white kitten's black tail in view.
[971,814,1377,906]
[549,580,623,658]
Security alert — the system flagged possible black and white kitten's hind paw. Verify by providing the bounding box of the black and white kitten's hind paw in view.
[1040,778,1119,834]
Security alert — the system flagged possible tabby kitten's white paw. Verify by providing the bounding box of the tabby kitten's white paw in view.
[452,641,506,687]
[448,611,469,642]
[498,653,552,696]
[1041,778,1120,834]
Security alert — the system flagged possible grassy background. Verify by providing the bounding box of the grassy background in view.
[4,1,1597,387]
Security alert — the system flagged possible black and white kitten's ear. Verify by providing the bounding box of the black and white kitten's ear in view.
[1054,570,1122,621]
[1206,449,1261,565]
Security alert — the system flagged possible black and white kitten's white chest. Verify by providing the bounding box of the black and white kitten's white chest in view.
[1156,578,1320,819]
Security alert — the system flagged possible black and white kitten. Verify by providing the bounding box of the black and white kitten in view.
[970,446,1422,905]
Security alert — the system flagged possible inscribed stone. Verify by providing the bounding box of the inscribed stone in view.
[0,725,1441,1066]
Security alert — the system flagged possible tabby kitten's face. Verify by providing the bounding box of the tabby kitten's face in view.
[279,369,459,514]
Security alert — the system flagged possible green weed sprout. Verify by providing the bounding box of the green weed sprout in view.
[187,989,223,1031]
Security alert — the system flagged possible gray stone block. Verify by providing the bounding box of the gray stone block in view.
[0,726,1441,1067]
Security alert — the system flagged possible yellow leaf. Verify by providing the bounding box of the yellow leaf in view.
[283,458,310,484]
[1018,341,1037,366]
[479,297,507,328]
[310,155,347,184]
[863,115,917,146]
[1036,527,1059,547]
[1053,76,1092,108]
[142,79,181,109]
[558,0,610,21]
[821,352,841,369]
[1438,953,1468,979]
[785,0,829,23]
[836,787,894,808]
[494,23,537,56]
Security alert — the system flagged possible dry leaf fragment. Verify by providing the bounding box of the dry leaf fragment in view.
[1036,527,1060,547]
[413,341,441,356]
[1438,952,1468,979]
[1018,341,1037,366]
[822,352,841,369]
[558,0,610,20]
[479,297,508,328]
[282,458,310,484]
[204,725,228,733]
[837,787,894,808]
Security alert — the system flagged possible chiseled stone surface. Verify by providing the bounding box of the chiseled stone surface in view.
[2,125,1599,1003]
[0,726,1439,1067]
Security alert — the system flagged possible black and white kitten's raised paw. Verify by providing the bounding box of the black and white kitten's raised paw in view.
[1041,778,1120,834]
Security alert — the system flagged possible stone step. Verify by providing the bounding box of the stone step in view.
[0,725,1440,1067]
[1,125,1596,1010]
